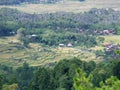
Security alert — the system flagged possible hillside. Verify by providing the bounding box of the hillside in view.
[1,35,120,67]
[0,36,100,68]
[0,7,120,68]
[0,0,120,13]
[0,0,62,5]
[0,1,120,90]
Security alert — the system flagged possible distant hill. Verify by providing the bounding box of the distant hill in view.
[0,0,120,14]
[0,0,65,5]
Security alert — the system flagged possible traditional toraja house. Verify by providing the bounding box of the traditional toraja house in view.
[103,42,111,47]
[104,43,120,59]
[93,29,116,35]
[103,43,120,51]
[103,30,110,35]
[59,43,73,47]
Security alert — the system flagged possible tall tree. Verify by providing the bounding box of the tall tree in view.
[16,62,34,90]
[73,68,93,90]
[30,67,53,90]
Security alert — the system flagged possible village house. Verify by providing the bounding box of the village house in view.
[104,43,120,52]
[26,34,37,39]
[59,43,65,47]
[67,43,73,47]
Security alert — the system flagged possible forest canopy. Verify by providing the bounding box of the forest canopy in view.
[0,8,119,47]
[0,58,120,90]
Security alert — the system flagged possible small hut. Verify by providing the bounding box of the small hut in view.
[67,43,73,47]
[59,44,65,47]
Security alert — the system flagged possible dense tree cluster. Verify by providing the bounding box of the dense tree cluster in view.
[74,68,120,90]
[0,58,120,90]
[0,8,120,35]
[0,8,120,47]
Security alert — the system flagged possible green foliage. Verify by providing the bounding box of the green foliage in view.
[0,74,5,89]
[74,69,120,90]
[92,68,109,87]
[53,58,84,90]
[17,28,30,47]
[97,37,105,44]
[17,28,25,37]
[2,83,18,90]
[97,76,120,90]
[30,67,53,90]
[91,60,119,86]
[117,27,120,35]
[0,58,120,90]
[114,50,120,55]
[29,58,96,90]
[1,8,120,47]
[113,61,120,79]
[16,62,34,90]
[53,58,96,90]
[73,68,93,90]
[83,61,96,75]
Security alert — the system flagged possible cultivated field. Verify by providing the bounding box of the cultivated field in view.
[0,0,120,13]
[0,36,100,68]
[0,35,120,67]
[101,35,120,44]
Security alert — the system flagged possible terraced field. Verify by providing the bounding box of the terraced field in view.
[0,36,101,68]
[1,35,120,67]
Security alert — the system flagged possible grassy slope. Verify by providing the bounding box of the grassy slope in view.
[0,0,120,14]
[102,35,120,44]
